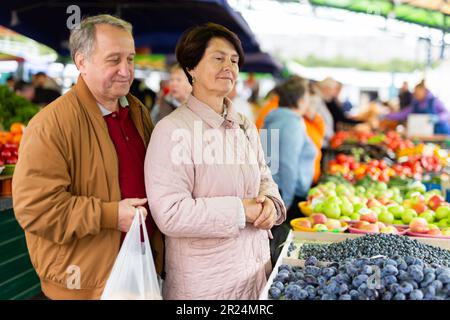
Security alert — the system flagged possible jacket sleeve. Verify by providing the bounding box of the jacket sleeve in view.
[433,98,450,123]
[385,106,412,121]
[144,120,243,239]
[12,120,118,245]
[247,118,286,226]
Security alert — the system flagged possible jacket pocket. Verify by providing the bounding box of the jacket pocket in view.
[188,237,234,250]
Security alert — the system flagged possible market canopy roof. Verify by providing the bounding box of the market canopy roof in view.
[309,0,450,32]
[0,0,282,74]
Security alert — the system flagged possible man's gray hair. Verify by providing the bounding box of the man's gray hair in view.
[69,14,133,61]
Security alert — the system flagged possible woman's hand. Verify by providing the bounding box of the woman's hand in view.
[253,196,277,230]
[242,198,263,224]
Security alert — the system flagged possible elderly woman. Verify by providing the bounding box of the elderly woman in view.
[144,23,286,300]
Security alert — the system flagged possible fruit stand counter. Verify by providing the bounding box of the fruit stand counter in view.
[0,195,41,299]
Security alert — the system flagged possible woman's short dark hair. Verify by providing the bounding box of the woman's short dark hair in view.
[277,77,307,108]
[176,22,245,85]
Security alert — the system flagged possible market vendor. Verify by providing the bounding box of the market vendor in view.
[12,14,164,300]
[385,82,450,135]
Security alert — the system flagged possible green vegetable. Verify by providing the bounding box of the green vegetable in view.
[0,85,39,130]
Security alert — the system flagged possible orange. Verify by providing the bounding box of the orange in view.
[10,123,25,135]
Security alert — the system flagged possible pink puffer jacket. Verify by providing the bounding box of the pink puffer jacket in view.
[145,95,286,299]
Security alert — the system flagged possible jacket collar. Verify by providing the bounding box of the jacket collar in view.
[186,94,244,129]
[72,75,150,145]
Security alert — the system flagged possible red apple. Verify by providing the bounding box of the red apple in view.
[427,227,442,236]
[367,199,382,208]
[410,218,429,234]
[428,194,445,211]
[361,212,378,224]
[354,221,370,229]
[1,149,11,159]
[360,223,380,233]
[326,219,342,230]
[311,213,327,225]
[413,202,427,214]
[297,218,312,229]
[376,222,386,230]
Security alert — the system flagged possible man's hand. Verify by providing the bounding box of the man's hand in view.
[253,196,277,230]
[242,198,263,224]
[118,198,148,232]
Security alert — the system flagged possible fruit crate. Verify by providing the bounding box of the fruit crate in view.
[260,230,450,300]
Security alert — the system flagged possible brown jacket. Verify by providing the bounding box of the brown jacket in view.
[12,76,164,300]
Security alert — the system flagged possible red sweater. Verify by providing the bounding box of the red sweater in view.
[104,105,154,243]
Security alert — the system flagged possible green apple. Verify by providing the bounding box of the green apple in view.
[392,195,403,204]
[353,203,366,213]
[419,210,435,223]
[355,186,366,195]
[323,201,341,219]
[388,205,404,219]
[393,219,404,225]
[379,211,395,224]
[372,207,382,215]
[376,182,388,191]
[313,202,324,213]
[442,227,450,236]
[401,209,418,224]
[435,206,450,221]
[350,213,361,221]
[313,224,328,232]
[340,200,353,216]
[340,216,351,222]
[336,185,350,197]
[438,218,449,228]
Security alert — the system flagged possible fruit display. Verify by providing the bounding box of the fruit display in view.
[290,214,348,233]
[330,130,414,153]
[268,254,450,300]
[0,123,23,168]
[326,152,445,183]
[297,234,450,266]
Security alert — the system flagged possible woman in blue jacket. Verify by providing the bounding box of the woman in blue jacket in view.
[262,77,316,262]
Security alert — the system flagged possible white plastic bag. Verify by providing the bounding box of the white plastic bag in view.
[101,209,162,300]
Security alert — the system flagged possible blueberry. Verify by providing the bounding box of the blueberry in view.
[398,261,408,271]
[305,266,321,277]
[393,293,406,300]
[405,257,416,266]
[435,267,447,276]
[321,294,336,300]
[400,282,414,295]
[384,259,398,267]
[273,281,285,293]
[408,265,424,283]
[383,275,397,286]
[339,284,349,295]
[295,280,306,288]
[305,275,318,286]
[362,265,373,275]
[275,273,290,284]
[317,276,327,286]
[382,265,399,276]
[390,283,401,294]
[336,273,350,284]
[349,290,359,300]
[339,294,352,300]
[437,272,450,284]
[324,280,340,295]
[279,265,292,272]
[398,270,410,282]
[305,285,316,300]
[409,289,424,300]
[295,272,305,280]
[305,256,319,267]
[431,280,443,291]
[269,287,281,299]
[322,267,336,279]
[382,292,393,300]
[285,284,302,300]
[357,283,368,294]
[294,289,309,300]
[352,274,369,287]
[420,272,436,287]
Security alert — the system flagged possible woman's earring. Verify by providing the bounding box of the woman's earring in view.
[192,76,196,84]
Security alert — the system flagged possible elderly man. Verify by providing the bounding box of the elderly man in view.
[12,14,163,300]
